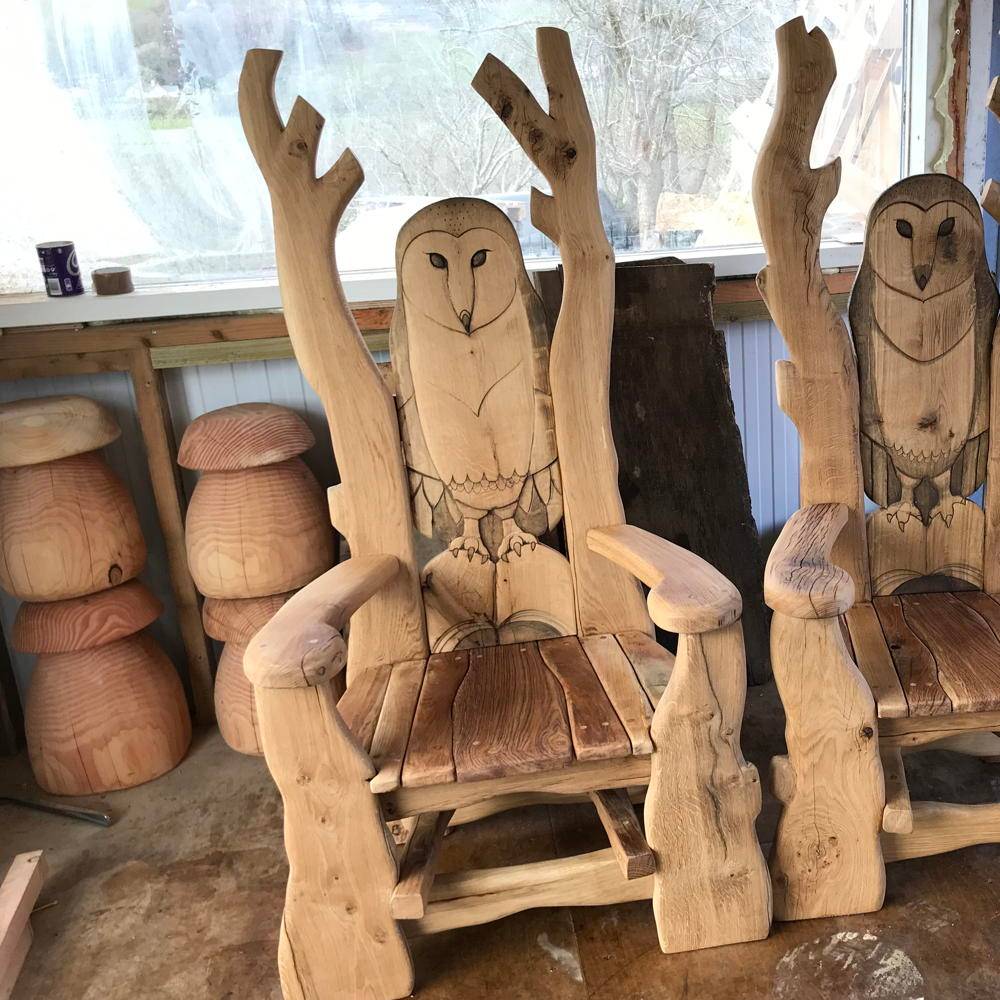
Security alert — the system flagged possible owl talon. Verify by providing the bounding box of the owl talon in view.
[498,528,537,561]
[883,500,920,531]
[930,495,966,528]
[449,533,490,563]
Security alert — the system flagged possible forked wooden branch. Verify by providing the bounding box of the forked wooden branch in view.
[752,17,868,596]
[474,29,650,637]
[239,49,426,673]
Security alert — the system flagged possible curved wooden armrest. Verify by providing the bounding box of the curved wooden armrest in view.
[244,555,400,689]
[587,525,741,634]
[764,503,855,619]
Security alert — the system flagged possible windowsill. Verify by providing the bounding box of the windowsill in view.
[0,241,863,330]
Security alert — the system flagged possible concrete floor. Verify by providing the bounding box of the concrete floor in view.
[4,682,1000,999]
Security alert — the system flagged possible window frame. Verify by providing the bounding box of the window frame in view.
[0,2,937,329]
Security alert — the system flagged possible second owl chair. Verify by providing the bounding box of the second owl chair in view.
[755,17,1000,922]
[238,26,770,1000]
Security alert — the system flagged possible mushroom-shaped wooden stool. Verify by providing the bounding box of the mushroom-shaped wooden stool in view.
[0,396,145,601]
[179,403,334,599]
[202,592,292,755]
[13,581,191,795]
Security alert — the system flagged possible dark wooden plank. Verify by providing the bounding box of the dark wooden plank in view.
[337,663,392,752]
[402,650,469,788]
[589,788,655,879]
[873,597,952,716]
[536,259,770,683]
[537,636,631,762]
[452,644,572,783]
[844,604,908,718]
[902,593,1000,713]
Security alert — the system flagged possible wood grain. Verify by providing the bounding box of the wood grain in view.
[214,640,262,756]
[843,602,909,718]
[473,28,651,638]
[0,395,120,467]
[452,643,572,782]
[201,592,293,643]
[0,852,46,1000]
[254,683,414,1000]
[25,633,191,795]
[338,663,392,753]
[402,650,470,788]
[185,458,334,599]
[12,580,162,653]
[0,452,146,602]
[764,503,855,619]
[645,621,770,950]
[537,636,630,761]
[178,402,314,470]
[589,788,654,879]
[882,800,1000,862]
[588,525,741,634]
[370,659,427,793]
[768,613,885,921]
[615,630,673,706]
[580,634,653,755]
[239,47,427,676]
[390,810,453,919]
[752,17,869,599]
[880,746,913,834]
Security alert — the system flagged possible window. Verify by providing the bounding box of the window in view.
[1,1,910,294]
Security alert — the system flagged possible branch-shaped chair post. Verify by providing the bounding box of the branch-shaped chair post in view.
[239,50,426,675]
[473,28,650,638]
[751,18,869,596]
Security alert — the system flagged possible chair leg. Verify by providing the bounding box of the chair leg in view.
[645,620,771,952]
[769,612,885,920]
[255,684,413,1000]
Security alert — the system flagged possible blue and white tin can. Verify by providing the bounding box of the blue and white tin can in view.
[36,241,84,297]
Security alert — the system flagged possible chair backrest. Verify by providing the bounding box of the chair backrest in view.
[848,173,1000,596]
[388,197,578,651]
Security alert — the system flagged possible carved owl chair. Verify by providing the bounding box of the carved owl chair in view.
[238,27,769,1000]
[754,16,1000,923]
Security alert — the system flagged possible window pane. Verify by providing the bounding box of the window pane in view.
[1,0,906,293]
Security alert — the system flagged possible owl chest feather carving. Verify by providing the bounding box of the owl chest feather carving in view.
[389,197,572,651]
[850,173,999,594]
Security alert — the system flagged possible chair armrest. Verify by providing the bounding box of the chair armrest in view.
[243,555,400,688]
[587,525,741,634]
[764,503,855,619]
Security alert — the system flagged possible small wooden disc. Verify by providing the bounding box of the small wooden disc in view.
[13,580,163,653]
[0,395,120,467]
[202,591,294,643]
[91,266,134,296]
[178,403,315,470]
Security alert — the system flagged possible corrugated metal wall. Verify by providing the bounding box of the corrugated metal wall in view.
[0,317,797,698]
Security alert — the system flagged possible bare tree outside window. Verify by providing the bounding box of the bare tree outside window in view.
[0,0,905,292]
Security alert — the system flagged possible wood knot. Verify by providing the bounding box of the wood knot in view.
[565,147,577,162]
[289,139,309,158]
[499,100,513,122]
[917,413,938,430]
[295,772,311,785]
[860,725,874,740]
[108,564,123,586]
[528,127,544,147]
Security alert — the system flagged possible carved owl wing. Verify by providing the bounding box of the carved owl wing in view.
[388,303,459,541]
[513,282,564,537]
[950,259,999,497]
[849,262,902,509]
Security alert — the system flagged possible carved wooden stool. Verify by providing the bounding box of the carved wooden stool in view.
[0,396,190,794]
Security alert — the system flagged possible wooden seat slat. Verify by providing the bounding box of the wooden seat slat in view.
[537,636,631,761]
[453,644,573,782]
[843,603,908,719]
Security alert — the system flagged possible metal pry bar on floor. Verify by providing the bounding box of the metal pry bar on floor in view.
[0,794,113,827]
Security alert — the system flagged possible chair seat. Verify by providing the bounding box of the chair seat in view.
[844,593,1000,718]
[338,632,673,793]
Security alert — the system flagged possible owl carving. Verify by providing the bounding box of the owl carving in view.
[850,174,999,530]
[389,198,562,562]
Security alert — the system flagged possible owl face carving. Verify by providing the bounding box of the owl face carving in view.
[400,227,517,335]
[868,192,980,301]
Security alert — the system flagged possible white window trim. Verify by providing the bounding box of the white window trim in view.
[0,241,863,329]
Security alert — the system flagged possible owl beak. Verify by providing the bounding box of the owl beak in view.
[459,310,472,332]
[913,265,930,291]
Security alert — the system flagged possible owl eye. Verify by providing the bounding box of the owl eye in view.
[896,219,913,239]
[428,252,448,269]
[471,249,488,268]
[937,217,955,237]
